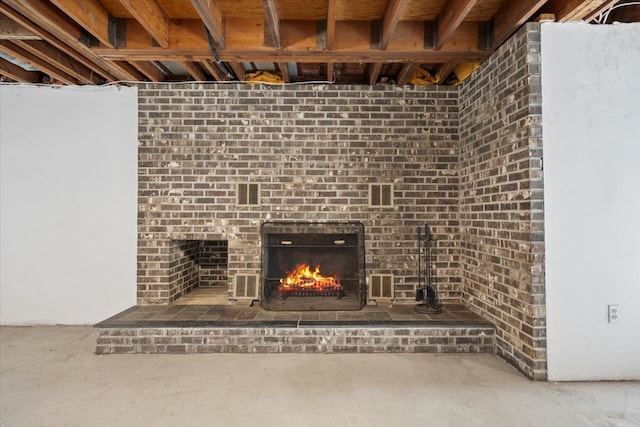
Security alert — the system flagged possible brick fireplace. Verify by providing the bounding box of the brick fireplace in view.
[134,24,546,379]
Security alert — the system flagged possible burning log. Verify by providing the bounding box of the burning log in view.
[278,264,343,299]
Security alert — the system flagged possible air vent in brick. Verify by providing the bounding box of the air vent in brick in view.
[237,183,260,205]
[369,184,393,207]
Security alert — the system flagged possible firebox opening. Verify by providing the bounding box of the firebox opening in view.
[171,240,228,302]
[260,222,366,311]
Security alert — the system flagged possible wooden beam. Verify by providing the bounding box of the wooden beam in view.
[326,0,336,50]
[12,39,103,84]
[130,60,165,81]
[396,62,419,85]
[492,0,548,48]
[228,62,245,80]
[190,0,225,49]
[367,62,382,85]
[93,19,488,63]
[277,61,289,82]
[0,15,41,40]
[181,61,207,81]
[0,4,114,80]
[433,62,455,84]
[118,0,169,48]
[327,61,334,82]
[380,0,407,50]
[545,0,612,21]
[584,0,618,22]
[50,0,113,47]
[201,59,228,81]
[262,0,280,49]
[2,0,137,80]
[0,57,41,82]
[0,40,77,84]
[435,0,478,50]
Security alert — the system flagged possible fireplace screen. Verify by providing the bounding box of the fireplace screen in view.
[260,222,366,311]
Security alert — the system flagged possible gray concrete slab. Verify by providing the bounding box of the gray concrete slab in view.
[1,326,639,427]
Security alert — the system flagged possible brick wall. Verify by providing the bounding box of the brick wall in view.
[137,84,461,305]
[458,23,546,380]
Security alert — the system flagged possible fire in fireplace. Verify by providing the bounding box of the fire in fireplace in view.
[260,222,366,311]
[279,264,343,298]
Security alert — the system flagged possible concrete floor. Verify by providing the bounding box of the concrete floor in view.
[1,327,639,427]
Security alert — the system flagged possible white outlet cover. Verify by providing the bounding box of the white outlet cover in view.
[608,305,621,324]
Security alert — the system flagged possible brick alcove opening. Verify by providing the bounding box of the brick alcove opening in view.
[171,240,228,302]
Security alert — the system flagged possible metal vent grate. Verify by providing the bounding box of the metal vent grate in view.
[233,275,259,299]
[369,274,394,299]
[369,184,393,207]
[237,183,260,205]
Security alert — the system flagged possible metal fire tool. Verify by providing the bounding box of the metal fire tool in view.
[415,224,442,314]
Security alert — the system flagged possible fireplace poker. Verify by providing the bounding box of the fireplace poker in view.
[415,224,442,314]
[415,227,425,302]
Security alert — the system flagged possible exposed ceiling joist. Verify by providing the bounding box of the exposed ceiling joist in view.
[435,0,478,50]
[367,62,383,85]
[130,60,165,82]
[2,0,135,80]
[0,56,41,82]
[326,0,336,50]
[262,0,280,49]
[0,3,115,81]
[181,61,207,81]
[228,61,245,81]
[545,0,613,21]
[12,39,103,84]
[396,62,419,84]
[0,14,41,40]
[118,0,169,48]
[380,0,407,50]
[201,59,228,81]
[190,0,225,49]
[0,0,632,86]
[492,0,549,48]
[0,39,77,84]
[50,0,113,48]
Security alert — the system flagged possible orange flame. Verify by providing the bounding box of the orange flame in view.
[279,264,338,290]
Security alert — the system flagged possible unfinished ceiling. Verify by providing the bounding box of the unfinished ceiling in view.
[0,0,638,85]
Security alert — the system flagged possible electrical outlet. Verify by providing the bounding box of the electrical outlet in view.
[608,305,621,324]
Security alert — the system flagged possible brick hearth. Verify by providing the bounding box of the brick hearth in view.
[96,304,494,354]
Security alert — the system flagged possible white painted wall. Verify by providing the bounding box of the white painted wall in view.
[542,23,640,380]
[1,85,138,324]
